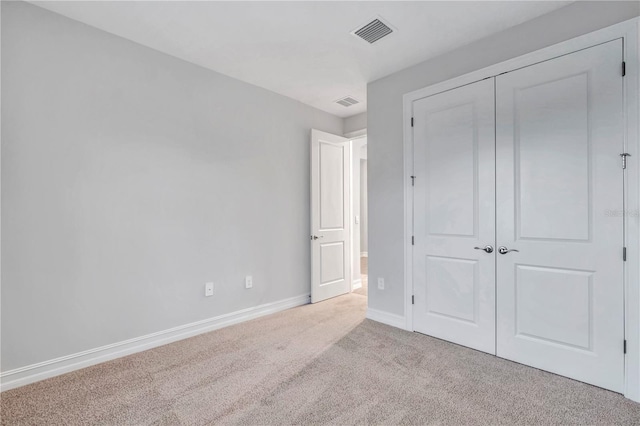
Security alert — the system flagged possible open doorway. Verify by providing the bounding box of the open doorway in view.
[351,137,367,297]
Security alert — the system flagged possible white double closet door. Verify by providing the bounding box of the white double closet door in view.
[412,40,625,392]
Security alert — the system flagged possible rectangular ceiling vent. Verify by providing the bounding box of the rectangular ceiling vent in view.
[335,96,360,107]
[353,17,394,44]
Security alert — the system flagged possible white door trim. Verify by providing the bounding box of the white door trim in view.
[403,17,640,401]
[349,135,367,292]
[350,138,355,290]
[345,128,367,139]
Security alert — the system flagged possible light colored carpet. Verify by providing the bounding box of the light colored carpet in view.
[2,292,640,425]
[353,256,367,297]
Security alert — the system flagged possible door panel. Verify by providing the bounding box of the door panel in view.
[425,256,478,323]
[425,102,477,237]
[320,242,346,284]
[516,73,590,241]
[413,78,496,354]
[311,129,351,303]
[514,265,593,350]
[496,40,624,392]
[320,142,346,230]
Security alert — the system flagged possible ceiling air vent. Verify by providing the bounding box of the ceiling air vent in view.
[352,17,394,44]
[335,96,360,107]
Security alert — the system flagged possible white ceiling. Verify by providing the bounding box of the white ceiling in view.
[31,1,572,118]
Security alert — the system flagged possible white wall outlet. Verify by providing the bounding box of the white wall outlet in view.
[205,282,214,297]
[377,277,385,290]
[245,275,253,289]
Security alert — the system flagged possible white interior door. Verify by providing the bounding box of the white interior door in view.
[311,129,351,303]
[495,40,625,392]
[412,78,497,354]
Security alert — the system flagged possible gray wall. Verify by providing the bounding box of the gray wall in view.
[367,0,640,316]
[1,1,342,371]
[344,112,367,135]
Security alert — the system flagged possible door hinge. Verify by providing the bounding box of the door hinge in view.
[623,247,627,261]
[622,61,626,77]
[412,295,415,305]
[411,117,414,127]
[411,175,416,186]
[624,339,627,354]
[621,153,631,169]
[411,236,415,245]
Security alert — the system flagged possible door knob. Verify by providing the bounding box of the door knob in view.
[474,245,494,254]
[310,235,324,240]
[498,246,519,255]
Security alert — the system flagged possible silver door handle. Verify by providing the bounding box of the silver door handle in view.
[498,246,519,255]
[474,245,494,254]
[310,235,324,240]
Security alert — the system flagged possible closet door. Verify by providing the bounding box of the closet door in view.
[495,40,624,392]
[413,78,496,354]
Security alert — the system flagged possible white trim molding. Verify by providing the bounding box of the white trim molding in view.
[366,308,406,330]
[344,128,367,139]
[352,278,363,290]
[0,294,310,392]
[403,18,640,402]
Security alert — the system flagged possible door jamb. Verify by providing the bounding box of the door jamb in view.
[349,135,367,292]
[402,17,640,401]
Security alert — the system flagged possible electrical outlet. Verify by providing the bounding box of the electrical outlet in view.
[205,282,214,297]
[245,275,253,289]
[377,278,385,290]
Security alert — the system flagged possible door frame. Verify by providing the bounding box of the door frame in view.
[402,18,640,401]
[349,135,367,293]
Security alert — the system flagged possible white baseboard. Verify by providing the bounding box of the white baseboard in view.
[366,308,406,330]
[352,278,362,290]
[360,252,368,257]
[1,294,310,392]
